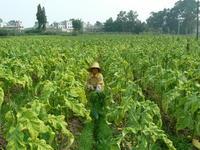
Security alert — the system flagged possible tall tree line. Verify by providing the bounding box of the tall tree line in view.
[103,0,197,34]
[146,0,197,34]
[33,0,198,34]
[104,10,145,34]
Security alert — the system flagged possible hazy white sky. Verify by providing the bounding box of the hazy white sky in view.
[0,0,178,27]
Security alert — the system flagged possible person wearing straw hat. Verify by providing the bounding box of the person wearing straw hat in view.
[86,62,105,120]
[87,62,104,92]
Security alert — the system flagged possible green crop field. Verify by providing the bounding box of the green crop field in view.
[0,35,199,150]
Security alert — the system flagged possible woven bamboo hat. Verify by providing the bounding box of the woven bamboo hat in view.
[88,62,101,72]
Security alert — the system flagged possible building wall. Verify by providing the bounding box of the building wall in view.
[0,21,23,30]
[50,20,73,32]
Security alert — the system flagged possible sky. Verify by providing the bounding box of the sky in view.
[0,0,178,28]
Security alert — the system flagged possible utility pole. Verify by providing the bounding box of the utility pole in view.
[197,0,199,40]
[178,15,181,35]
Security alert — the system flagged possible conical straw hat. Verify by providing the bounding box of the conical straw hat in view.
[88,62,101,72]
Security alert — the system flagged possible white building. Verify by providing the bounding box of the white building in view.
[50,20,73,32]
[6,20,24,30]
[61,20,73,32]
[50,22,62,30]
[0,22,7,28]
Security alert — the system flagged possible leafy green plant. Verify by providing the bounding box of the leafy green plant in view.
[0,35,199,149]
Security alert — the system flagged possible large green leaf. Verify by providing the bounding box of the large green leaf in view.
[6,127,26,150]
[47,114,74,148]
[69,87,87,104]
[64,97,91,121]
[28,138,53,150]
[40,80,56,100]
[17,108,50,139]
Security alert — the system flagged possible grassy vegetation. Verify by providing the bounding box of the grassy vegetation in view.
[0,35,199,149]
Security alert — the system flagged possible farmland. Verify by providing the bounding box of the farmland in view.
[0,35,200,150]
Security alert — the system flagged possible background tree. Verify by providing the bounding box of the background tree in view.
[72,19,83,32]
[126,10,139,33]
[36,4,42,29]
[41,7,47,30]
[146,9,169,33]
[104,10,145,34]
[134,21,146,34]
[115,11,127,32]
[94,21,104,32]
[0,18,3,23]
[146,0,197,34]
[7,20,16,26]
[165,8,179,34]
[174,0,196,34]
[36,4,47,31]
[104,17,115,32]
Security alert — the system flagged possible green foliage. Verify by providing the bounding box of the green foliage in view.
[104,10,145,33]
[95,118,112,150]
[6,127,26,150]
[36,4,47,31]
[78,122,94,150]
[28,138,53,150]
[0,35,199,149]
[47,114,74,148]
[147,0,197,34]
[0,29,23,36]
[72,19,83,33]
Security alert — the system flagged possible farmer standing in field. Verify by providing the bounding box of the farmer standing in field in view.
[87,62,104,92]
[86,62,105,120]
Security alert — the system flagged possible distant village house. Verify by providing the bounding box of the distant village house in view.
[50,20,73,32]
[0,20,24,30]
[34,20,73,32]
